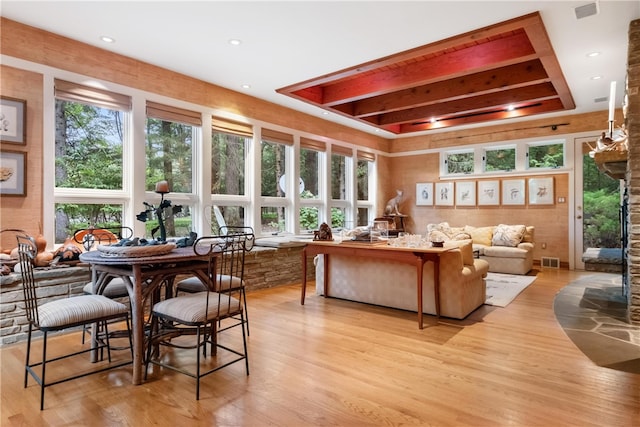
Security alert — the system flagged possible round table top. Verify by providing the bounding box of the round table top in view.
[79,246,209,265]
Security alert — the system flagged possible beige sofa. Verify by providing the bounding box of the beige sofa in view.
[315,241,489,319]
[427,223,535,275]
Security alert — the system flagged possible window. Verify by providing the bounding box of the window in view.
[53,80,131,243]
[445,150,474,174]
[484,146,515,172]
[528,141,564,169]
[206,205,245,234]
[54,203,123,243]
[145,102,198,193]
[357,150,375,227]
[211,117,251,196]
[299,137,325,232]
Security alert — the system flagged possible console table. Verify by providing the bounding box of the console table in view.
[300,241,452,329]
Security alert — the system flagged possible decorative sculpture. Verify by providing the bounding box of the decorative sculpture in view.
[384,189,404,215]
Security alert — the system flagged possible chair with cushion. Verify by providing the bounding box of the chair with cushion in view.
[144,231,252,400]
[174,226,254,335]
[17,234,132,410]
[74,226,134,343]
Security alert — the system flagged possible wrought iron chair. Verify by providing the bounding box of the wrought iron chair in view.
[73,226,134,344]
[144,231,252,399]
[174,226,254,335]
[17,234,132,410]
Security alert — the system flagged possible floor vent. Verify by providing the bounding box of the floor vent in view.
[541,257,560,269]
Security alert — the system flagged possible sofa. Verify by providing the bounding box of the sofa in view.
[315,240,490,319]
[427,223,535,275]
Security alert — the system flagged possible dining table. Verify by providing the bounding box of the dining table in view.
[79,246,212,385]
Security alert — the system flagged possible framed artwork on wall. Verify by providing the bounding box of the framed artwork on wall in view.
[0,97,27,145]
[528,177,554,205]
[477,180,500,205]
[416,182,433,206]
[435,182,454,206]
[455,181,476,206]
[0,150,27,196]
[501,179,525,205]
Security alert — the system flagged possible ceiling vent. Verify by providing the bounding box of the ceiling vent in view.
[594,96,608,103]
[575,2,599,20]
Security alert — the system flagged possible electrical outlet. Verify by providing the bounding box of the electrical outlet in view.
[541,242,547,249]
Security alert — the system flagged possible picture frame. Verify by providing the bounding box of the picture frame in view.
[435,182,454,206]
[455,181,476,206]
[528,177,554,205]
[415,182,433,206]
[0,97,27,145]
[501,179,525,205]
[477,180,500,205]
[0,150,27,196]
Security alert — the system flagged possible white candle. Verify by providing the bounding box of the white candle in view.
[608,81,616,122]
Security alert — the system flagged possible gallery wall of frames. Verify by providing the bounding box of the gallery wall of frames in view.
[415,177,554,207]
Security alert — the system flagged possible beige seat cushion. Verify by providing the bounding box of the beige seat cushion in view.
[83,277,129,299]
[38,295,128,328]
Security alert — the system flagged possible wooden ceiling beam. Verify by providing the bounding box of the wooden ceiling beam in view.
[337,59,550,117]
[376,82,558,125]
[320,32,536,106]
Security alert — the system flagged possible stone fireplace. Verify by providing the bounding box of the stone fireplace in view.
[625,18,640,325]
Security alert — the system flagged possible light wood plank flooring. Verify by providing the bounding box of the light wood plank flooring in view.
[1,269,638,426]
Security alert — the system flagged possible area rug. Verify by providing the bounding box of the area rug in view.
[484,272,537,307]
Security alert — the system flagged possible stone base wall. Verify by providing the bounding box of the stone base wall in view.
[0,246,315,346]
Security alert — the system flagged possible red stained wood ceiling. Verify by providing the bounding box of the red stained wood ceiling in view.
[276,12,575,135]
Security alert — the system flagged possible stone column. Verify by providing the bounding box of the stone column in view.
[625,19,640,324]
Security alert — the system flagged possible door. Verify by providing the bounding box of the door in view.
[575,138,624,270]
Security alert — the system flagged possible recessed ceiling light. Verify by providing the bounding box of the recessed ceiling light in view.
[507,105,515,111]
[229,39,242,46]
[100,35,115,43]
[586,51,601,58]
[321,111,329,115]
[591,75,603,80]
[430,118,437,123]
[241,84,251,89]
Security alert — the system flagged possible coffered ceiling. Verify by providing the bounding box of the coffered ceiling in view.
[1,1,639,138]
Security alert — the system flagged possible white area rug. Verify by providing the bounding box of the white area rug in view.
[484,272,537,307]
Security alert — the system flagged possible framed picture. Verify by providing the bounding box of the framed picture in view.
[435,182,454,206]
[528,177,554,205]
[0,150,27,196]
[0,97,26,145]
[455,181,476,206]
[416,182,433,206]
[477,180,500,205]
[501,179,525,205]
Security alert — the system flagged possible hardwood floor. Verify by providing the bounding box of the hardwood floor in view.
[1,269,638,426]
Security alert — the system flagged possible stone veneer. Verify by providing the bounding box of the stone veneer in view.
[626,19,640,325]
[0,245,315,345]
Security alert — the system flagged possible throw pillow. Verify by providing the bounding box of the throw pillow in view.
[427,222,451,242]
[449,227,472,241]
[522,226,535,243]
[492,224,526,247]
[465,225,493,246]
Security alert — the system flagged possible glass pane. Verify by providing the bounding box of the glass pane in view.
[330,207,346,228]
[357,208,369,227]
[446,152,474,174]
[300,147,320,199]
[54,100,124,189]
[261,140,287,197]
[261,206,286,234]
[357,159,370,200]
[299,206,319,232]
[582,147,621,251]
[212,132,246,195]
[207,205,245,234]
[146,118,193,193]
[485,147,515,172]
[331,154,347,200]
[54,203,123,244]
[528,143,564,169]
